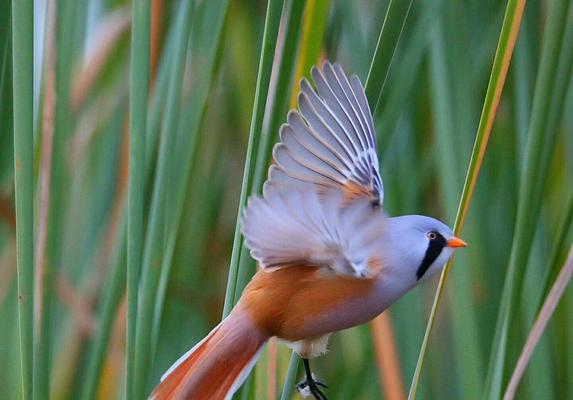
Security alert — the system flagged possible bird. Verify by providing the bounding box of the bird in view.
[149,61,467,400]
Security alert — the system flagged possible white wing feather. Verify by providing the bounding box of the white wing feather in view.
[265,62,383,205]
[242,187,386,278]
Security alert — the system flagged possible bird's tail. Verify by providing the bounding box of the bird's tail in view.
[149,311,267,400]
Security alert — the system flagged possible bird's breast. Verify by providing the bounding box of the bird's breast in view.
[237,266,388,341]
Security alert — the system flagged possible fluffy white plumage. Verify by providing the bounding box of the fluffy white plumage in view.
[242,188,386,278]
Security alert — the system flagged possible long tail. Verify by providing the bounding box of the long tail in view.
[149,311,268,400]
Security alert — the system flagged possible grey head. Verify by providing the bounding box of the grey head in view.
[381,215,467,287]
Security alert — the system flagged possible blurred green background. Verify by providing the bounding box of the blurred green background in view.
[1,0,572,399]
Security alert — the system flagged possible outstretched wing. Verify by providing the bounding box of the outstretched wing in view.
[265,62,383,206]
[242,187,386,278]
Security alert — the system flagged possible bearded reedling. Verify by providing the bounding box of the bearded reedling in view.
[150,62,467,400]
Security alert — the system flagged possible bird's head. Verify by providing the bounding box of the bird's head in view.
[382,215,467,286]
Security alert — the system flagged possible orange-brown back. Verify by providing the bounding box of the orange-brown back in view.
[240,266,378,341]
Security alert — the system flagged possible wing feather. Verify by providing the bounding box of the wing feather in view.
[279,128,347,181]
[273,144,340,185]
[267,61,383,205]
[242,187,386,278]
[318,64,369,153]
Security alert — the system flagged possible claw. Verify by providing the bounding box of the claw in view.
[296,381,328,400]
[297,363,328,400]
[296,381,312,398]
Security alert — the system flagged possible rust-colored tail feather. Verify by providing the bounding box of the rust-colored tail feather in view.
[149,312,267,400]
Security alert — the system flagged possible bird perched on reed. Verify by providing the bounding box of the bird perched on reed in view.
[150,62,467,400]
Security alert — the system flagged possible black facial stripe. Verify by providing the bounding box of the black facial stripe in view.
[416,232,447,280]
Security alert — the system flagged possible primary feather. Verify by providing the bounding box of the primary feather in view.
[265,62,383,206]
[242,187,386,278]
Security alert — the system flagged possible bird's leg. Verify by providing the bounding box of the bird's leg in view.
[296,358,328,400]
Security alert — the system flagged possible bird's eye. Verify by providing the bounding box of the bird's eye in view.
[427,231,437,240]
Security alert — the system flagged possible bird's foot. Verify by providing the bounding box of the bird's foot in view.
[296,373,328,400]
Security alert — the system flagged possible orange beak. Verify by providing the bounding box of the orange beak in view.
[447,236,468,248]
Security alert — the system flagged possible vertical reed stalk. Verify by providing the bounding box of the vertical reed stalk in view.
[132,1,193,396]
[485,1,572,397]
[80,222,127,400]
[222,0,283,317]
[126,0,151,398]
[372,313,405,400]
[504,244,573,399]
[251,0,306,195]
[288,0,329,107]
[365,0,413,114]
[151,0,230,356]
[11,0,34,398]
[408,0,525,398]
[279,353,300,400]
[34,1,55,397]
